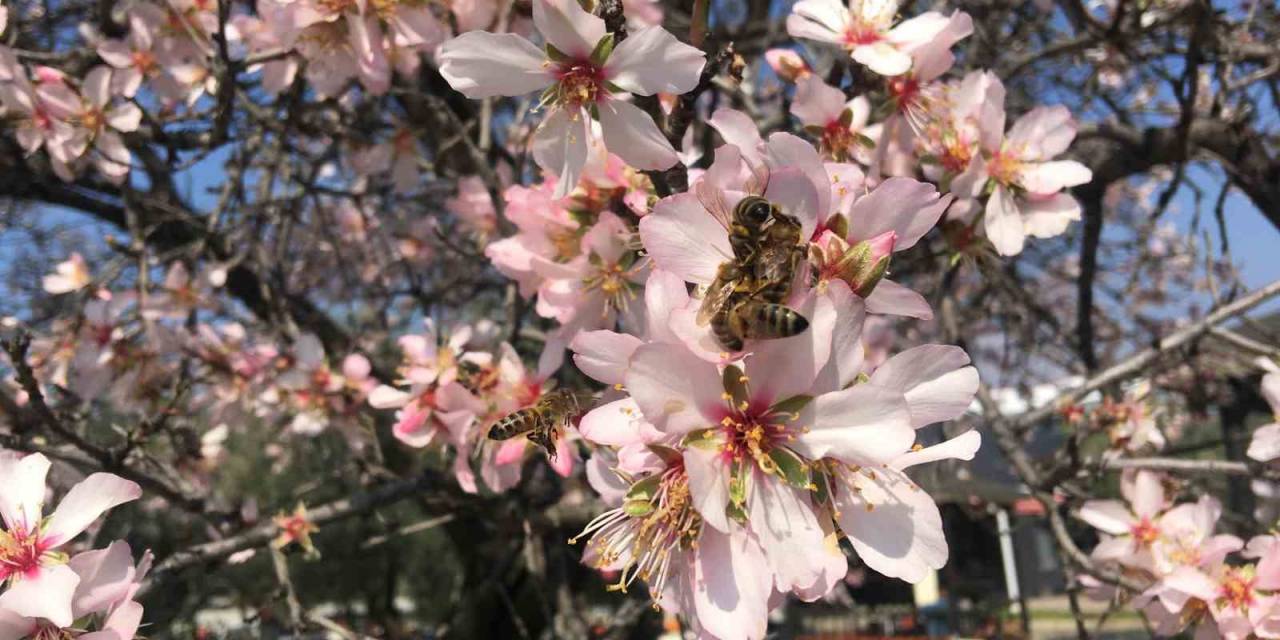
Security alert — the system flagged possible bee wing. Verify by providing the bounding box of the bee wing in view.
[695,179,733,230]
[696,276,736,326]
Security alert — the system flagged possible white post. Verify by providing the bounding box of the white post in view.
[996,507,1022,612]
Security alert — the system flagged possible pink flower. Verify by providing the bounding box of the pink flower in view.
[946,75,1093,255]
[787,0,958,76]
[0,452,141,627]
[95,5,164,98]
[791,74,871,163]
[75,66,142,183]
[764,48,810,82]
[438,0,706,196]
[1078,470,1169,571]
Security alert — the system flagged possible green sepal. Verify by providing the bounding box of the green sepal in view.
[827,213,849,240]
[770,394,813,419]
[684,428,722,451]
[589,33,616,65]
[722,364,749,410]
[624,499,655,517]
[626,474,662,503]
[725,501,749,525]
[545,43,570,63]
[812,468,832,506]
[728,459,749,508]
[768,447,811,490]
[647,443,683,466]
[838,107,855,129]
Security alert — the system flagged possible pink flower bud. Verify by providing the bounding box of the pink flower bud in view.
[765,49,810,83]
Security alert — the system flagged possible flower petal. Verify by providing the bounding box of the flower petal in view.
[835,467,947,583]
[1077,500,1133,535]
[532,107,591,198]
[846,177,947,250]
[597,98,678,170]
[532,0,605,59]
[797,383,914,465]
[0,451,50,533]
[639,192,733,285]
[625,342,723,435]
[0,563,80,627]
[44,473,142,547]
[892,430,981,470]
[984,185,1025,256]
[869,345,978,428]
[437,31,552,99]
[605,26,705,95]
[1017,160,1092,194]
[865,278,933,319]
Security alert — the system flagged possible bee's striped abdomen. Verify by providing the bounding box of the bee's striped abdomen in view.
[489,408,540,440]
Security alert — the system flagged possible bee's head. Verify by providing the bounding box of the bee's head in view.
[739,197,773,227]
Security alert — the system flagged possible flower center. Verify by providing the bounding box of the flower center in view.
[1129,517,1160,547]
[573,466,702,600]
[582,259,640,315]
[1218,568,1256,611]
[554,62,606,109]
[0,528,52,583]
[987,148,1024,186]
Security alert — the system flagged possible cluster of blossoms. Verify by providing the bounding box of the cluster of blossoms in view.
[782,0,1092,256]
[0,451,147,638]
[0,9,141,183]
[1077,469,1280,639]
[425,0,1028,633]
[34,258,380,475]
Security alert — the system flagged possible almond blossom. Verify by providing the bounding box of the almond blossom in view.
[438,0,705,197]
[786,0,963,76]
[0,452,141,627]
[946,75,1094,255]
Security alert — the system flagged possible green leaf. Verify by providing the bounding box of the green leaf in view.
[769,447,811,490]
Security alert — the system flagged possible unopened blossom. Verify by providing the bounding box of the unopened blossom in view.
[438,0,705,196]
[0,452,141,627]
[787,0,961,76]
[765,48,811,82]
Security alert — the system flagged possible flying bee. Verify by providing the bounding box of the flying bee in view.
[488,389,590,460]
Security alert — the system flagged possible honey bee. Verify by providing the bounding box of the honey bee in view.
[488,389,589,460]
[695,187,811,352]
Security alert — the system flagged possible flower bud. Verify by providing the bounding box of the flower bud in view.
[833,230,897,297]
[765,49,810,83]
